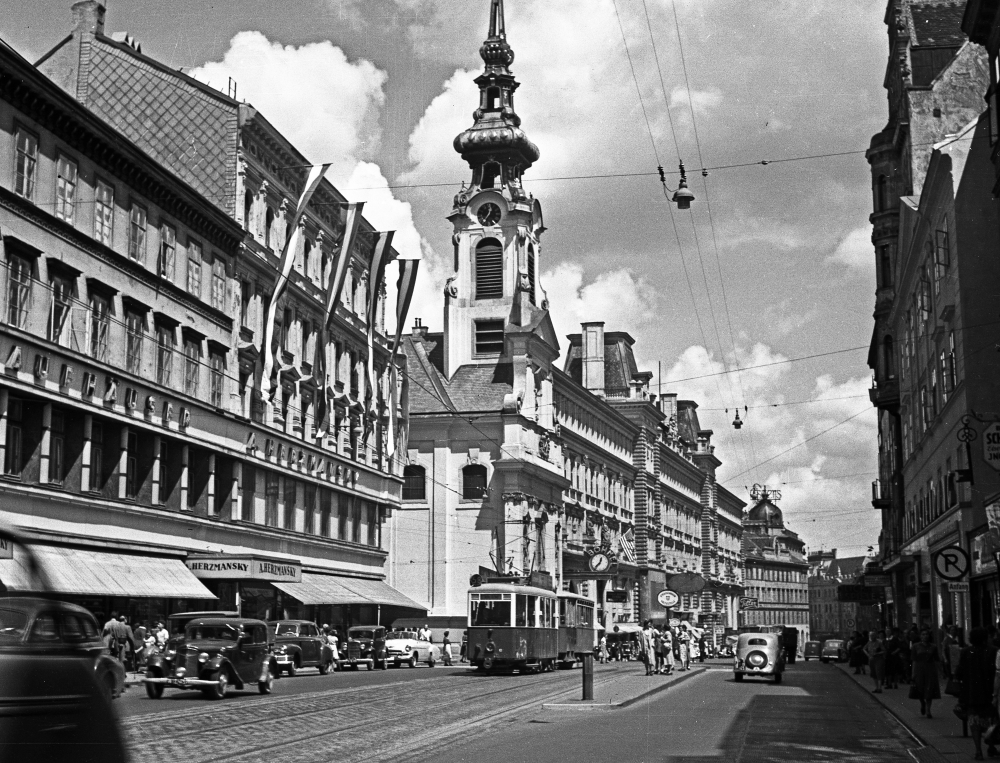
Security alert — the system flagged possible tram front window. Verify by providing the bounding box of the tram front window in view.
[579,604,594,627]
[471,599,511,627]
[516,595,538,627]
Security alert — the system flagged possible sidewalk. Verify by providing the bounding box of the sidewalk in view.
[834,662,976,762]
[542,663,707,710]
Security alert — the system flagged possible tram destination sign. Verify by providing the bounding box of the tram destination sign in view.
[838,585,885,603]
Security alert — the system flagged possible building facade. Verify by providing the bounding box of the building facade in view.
[384,0,743,638]
[0,2,422,631]
[869,0,998,633]
[741,491,810,643]
[808,551,873,640]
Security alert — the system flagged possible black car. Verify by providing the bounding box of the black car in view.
[144,616,279,699]
[268,619,335,676]
[338,625,387,670]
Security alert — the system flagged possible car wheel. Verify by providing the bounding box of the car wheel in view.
[319,660,332,675]
[206,670,228,700]
[410,653,418,668]
[365,661,372,671]
[145,680,164,699]
[734,673,744,682]
[287,660,297,677]
[379,659,387,670]
[774,672,783,684]
[259,668,274,694]
[821,658,828,664]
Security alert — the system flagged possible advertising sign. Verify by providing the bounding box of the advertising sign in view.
[864,575,890,587]
[186,556,302,582]
[605,590,629,603]
[972,530,999,577]
[739,597,760,610]
[985,423,1000,472]
[948,582,970,593]
[657,590,680,608]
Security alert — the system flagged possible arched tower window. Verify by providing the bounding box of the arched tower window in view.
[527,244,536,304]
[481,162,500,189]
[475,238,504,299]
[402,465,426,500]
[462,464,488,500]
[244,190,253,232]
[486,87,501,110]
[265,207,275,252]
[883,335,895,379]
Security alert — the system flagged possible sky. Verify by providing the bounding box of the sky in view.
[4,0,897,557]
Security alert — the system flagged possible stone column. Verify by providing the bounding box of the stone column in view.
[151,435,162,505]
[117,426,129,498]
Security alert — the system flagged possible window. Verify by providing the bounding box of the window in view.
[89,292,110,363]
[209,351,225,408]
[183,339,200,396]
[462,464,488,500]
[475,239,503,299]
[128,204,147,263]
[5,399,23,476]
[338,498,348,540]
[125,431,137,499]
[95,179,114,245]
[240,280,250,327]
[244,190,253,230]
[283,478,297,531]
[320,490,332,537]
[304,484,316,534]
[211,257,226,310]
[158,224,176,279]
[187,239,203,297]
[474,320,504,355]
[368,504,378,546]
[935,227,950,283]
[55,155,78,223]
[156,325,174,386]
[89,421,103,489]
[402,465,426,500]
[14,129,37,200]
[946,331,959,389]
[879,245,893,288]
[125,311,143,375]
[49,275,73,346]
[351,500,361,543]
[265,207,275,251]
[281,308,291,352]
[156,441,168,504]
[7,254,31,328]
[303,240,312,281]
[242,464,256,521]
[265,472,279,526]
[50,410,65,485]
[526,244,535,303]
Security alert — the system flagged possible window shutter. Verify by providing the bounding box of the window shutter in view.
[475,241,503,299]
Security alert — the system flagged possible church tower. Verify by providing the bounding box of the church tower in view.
[444,0,546,377]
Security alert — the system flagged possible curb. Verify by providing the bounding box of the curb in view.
[542,666,706,710]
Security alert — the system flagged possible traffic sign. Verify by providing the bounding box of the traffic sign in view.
[657,590,680,608]
[948,582,970,593]
[933,546,970,581]
[985,423,1000,472]
[846,618,856,627]
[739,597,760,610]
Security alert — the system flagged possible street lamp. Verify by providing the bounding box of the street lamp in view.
[658,161,696,210]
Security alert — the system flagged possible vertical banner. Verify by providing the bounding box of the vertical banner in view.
[259,163,331,402]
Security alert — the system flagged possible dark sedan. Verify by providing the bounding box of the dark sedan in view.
[268,619,335,676]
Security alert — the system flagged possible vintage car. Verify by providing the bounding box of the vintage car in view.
[268,620,335,676]
[385,629,441,668]
[144,616,279,699]
[803,640,822,661]
[338,625,387,670]
[0,528,128,761]
[821,638,848,663]
[734,632,785,683]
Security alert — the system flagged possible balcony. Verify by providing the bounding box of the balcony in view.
[869,376,898,408]
[872,479,890,510]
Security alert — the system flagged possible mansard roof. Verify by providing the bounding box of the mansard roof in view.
[910,2,968,46]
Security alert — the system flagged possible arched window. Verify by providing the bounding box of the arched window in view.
[876,175,888,212]
[475,239,503,299]
[402,465,426,501]
[526,244,536,304]
[244,190,253,232]
[883,335,895,379]
[481,162,500,189]
[462,464,488,500]
[486,87,501,110]
[265,207,275,252]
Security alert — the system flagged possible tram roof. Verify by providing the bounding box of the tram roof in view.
[468,583,556,597]
[557,590,595,603]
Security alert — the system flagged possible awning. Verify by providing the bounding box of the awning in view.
[0,545,216,599]
[272,572,425,611]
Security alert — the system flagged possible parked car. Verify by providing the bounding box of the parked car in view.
[385,629,441,668]
[268,620,335,676]
[338,625,387,670]
[803,640,822,661]
[0,527,128,762]
[734,632,785,683]
[821,639,848,663]
[144,616,279,699]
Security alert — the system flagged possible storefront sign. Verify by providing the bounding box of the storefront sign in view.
[972,531,999,577]
[606,590,629,603]
[864,575,890,587]
[984,423,1000,472]
[0,535,11,560]
[739,597,760,609]
[186,556,302,582]
[948,582,970,593]
[657,590,680,608]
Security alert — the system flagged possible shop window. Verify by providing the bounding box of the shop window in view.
[337,499,348,540]
[242,464,256,522]
[367,503,378,546]
[89,421,104,491]
[125,431,138,499]
[50,410,65,485]
[5,398,24,476]
[304,484,316,534]
[283,478,297,531]
[320,490,332,537]
[402,464,426,500]
[351,500,361,544]
[265,471,279,526]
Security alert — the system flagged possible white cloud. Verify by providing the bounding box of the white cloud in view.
[669,85,723,116]
[828,225,874,275]
[542,263,659,341]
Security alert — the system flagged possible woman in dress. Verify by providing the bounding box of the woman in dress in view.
[956,627,998,761]
[910,628,941,718]
[865,630,887,693]
[848,631,868,675]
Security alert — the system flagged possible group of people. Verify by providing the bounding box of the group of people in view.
[594,621,703,675]
[102,613,170,671]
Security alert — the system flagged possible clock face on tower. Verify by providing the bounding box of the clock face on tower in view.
[477,202,502,226]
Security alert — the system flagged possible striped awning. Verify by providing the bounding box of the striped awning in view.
[0,545,216,599]
[273,573,425,611]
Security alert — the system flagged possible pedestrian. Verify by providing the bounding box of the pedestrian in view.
[661,627,674,674]
[460,630,468,663]
[640,621,656,675]
[652,626,664,674]
[441,631,453,666]
[698,636,706,663]
[677,625,691,670]
[155,621,169,651]
[884,628,903,689]
[910,628,941,718]
[598,633,607,664]
[956,627,999,760]
[325,628,340,664]
[418,623,432,642]
[848,631,867,675]
[864,629,886,693]
[118,615,135,669]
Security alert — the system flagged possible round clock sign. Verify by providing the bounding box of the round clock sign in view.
[588,551,611,573]
[477,202,502,226]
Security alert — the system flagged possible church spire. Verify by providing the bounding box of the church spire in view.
[453,0,539,201]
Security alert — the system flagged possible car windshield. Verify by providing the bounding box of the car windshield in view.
[0,607,28,640]
[275,623,299,636]
[390,631,417,639]
[187,624,239,641]
[350,630,379,640]
[747,638,769,646]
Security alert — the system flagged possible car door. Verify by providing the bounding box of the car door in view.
[299,624,317,664]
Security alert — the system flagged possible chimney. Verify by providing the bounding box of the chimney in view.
[39,2,105,101]
[659,392,678,420]
[72,1,105,36]
[581,322,605,396]
[412,317,428,340]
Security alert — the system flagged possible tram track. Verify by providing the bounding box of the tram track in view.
[122,668,603,762]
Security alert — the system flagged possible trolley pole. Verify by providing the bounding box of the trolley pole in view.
[581,651,594,701]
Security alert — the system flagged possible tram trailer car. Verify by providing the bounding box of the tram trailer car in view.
[556,591,597,668]
[468,583,558,672]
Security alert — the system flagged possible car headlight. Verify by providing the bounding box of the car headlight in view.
[165,650,176,662]
[405,645,411,652]
[361,643,369,651]
[175,667,187,677]
[276,645,287,654]
[198,652,210,663]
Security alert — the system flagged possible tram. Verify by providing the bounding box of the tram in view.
[556,591,596,668]
[467,583,598,673]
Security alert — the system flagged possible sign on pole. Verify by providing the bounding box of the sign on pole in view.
[933,546,970,581]
[657,590,680,608]
[985,423,1000,472]
[948,582,970,593]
